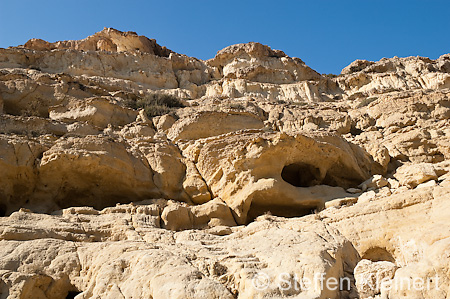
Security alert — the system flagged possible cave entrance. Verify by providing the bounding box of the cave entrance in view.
[66,291,81,299]
[0,204,6,217]
[362,247,395,263]
[281,163,321,187]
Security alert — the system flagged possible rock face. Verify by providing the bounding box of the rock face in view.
[23,28,173,56]
[0,28,450,298]
[338,55,450,96]
[190,131,375,223]
[207,42,321,84]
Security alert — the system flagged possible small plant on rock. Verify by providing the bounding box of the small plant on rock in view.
[323,73,338,78]
[126,93,185,117]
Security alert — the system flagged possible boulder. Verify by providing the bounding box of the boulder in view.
[359,174,389,191]
[354,259,398,298]
[394,163,438,187]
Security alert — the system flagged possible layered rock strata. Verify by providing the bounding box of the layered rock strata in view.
[0,28,449,298]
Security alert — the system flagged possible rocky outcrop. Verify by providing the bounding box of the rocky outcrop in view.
[22,28,173,56]
[321,184,450,298]
[207,42,321,84]
[346,90,450,164]
[201,42,345,102]
[1,28,215,95]
[167,111,265,141]
[337,55,450,98]
[1,28,450,298]
[186,131,376,223]
[0,128,378,220]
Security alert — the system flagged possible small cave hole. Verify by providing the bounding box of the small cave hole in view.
[66,291,81,299]
[0,204,6,217]
[362,247,395,263]
[281,163,321,187]
[350,125,363,136]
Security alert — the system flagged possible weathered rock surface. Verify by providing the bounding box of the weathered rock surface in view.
[338,55,450,101]
[0,207,358,299]
[394,162,438,187]
[188,131,376,223]
[1,28,450,298]
[167,111,265,141]
[321,185,450,298]
[354,259,398,298]
[207,42,321,84]
[23,28,173,56]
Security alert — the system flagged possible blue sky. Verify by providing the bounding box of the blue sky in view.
[1,0,449,74]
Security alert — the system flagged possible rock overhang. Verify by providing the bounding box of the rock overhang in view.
[192,131,377,224]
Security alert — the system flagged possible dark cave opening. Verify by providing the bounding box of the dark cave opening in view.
[66,291,81,299]
[281,163,322,187]
[0,204,6,217]
[350,125,363,136]
[362,247,395,263]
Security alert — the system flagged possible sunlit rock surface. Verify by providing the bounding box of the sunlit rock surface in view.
[0,28,449,298]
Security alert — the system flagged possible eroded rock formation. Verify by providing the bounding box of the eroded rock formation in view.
[0,28,449,298]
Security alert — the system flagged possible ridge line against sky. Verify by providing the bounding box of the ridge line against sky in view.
[1,0,449,74]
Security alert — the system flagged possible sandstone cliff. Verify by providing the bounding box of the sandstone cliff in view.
[0,28,449,299]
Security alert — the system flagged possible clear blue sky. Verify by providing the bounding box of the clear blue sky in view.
[1,0,449,74]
